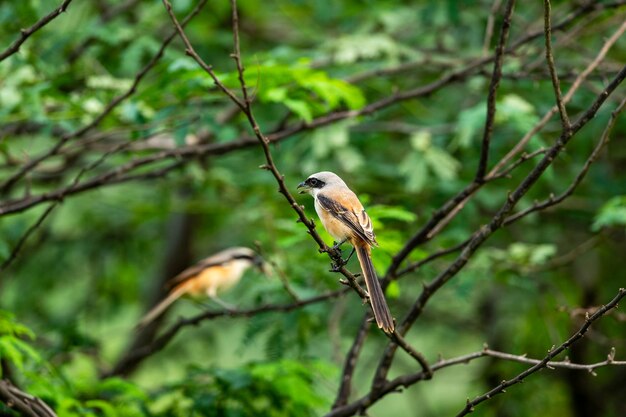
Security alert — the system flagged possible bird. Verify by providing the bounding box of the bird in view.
[137,247,265,328]
[298,171,394,333]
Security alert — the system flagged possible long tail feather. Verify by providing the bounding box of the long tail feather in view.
[136,285,186,329]
[355,243,394,333]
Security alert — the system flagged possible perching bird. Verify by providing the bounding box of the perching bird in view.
[137,247,264,328]
[298,171,394,333]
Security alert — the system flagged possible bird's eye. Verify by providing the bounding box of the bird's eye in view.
[309,178,318,186]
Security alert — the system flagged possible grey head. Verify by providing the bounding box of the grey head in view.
[214,247,260,264]
[297,171,347,194]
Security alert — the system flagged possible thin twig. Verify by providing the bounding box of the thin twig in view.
[0,0,73,62]
[162,0,245,110]
[371,62,626,393]
[481,347,626,373]
[543,0,571,130]
[389,331,432,379]
[475,0,516,181]
[104,289,349,377]
[489,18,626,175]
[504,95,626,225]
[457,288,626,416]
[0,203,57,274]
[3,2,623,218]
[396,239,471,278]
[531,235,600,272]
[332,316,371,409]
[0,380,57,417]
[482,0,503,56]
[326,288,626,417]
[0,0,209,195]
[387,17,626,270]
[490,148,548,179]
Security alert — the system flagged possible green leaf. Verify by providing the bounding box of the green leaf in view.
[386,280,400,298]
[222,63,365,122]
[284,99,313,123]
[85,400,117,417]
[399,153,428,193]
[455,104,485,148]
[0,337,25,371]
[592,195,626,231]
[424,146,460,181]
[368,205,417,223]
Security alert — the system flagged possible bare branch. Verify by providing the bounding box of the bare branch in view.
[103,289,349,377]
[162,0,245,110]
[395,239,471,278]
[475,0,516,181]
[389,331,432,378]
[385,17,626,276]
[372,62,626,393]
[457,288,626,416]
[332,316,371,409]
[489,18,626,175]
[326,288,626,417]
[0,203,57,273]
[0,380,57,417]
[490,147,548,179]
[482,0,503,56]
[481,347,626,372]
[0,0,209,195]
[543,0,571,130]
[386,183,481,277]
[3,1,623,218]
[504,94,626,225]
[0,0,73,63]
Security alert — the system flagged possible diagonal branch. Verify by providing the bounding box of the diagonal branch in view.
[3,1,623,218]
[543,0,571,130]
[386,17,626,279]
[326,288,626,417]
[0,0,73,63]
[162,0,245,110]
[504,95,626,225]
[0,0,209,195]
[457,288,626,416]
[489,17,626,176]
[103,289,349,377]
[0,380,57,417]
[332,316,371,409]
[475,0,516,181]
[371,62,626,393]
[0,203,57,274]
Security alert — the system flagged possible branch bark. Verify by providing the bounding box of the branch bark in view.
[0,0,73,63]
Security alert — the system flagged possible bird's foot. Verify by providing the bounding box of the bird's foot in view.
[210,296,237,312]
[330,261,343,272]
[331,240,346,251]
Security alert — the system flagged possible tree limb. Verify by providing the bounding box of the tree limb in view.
[0,0,73,63]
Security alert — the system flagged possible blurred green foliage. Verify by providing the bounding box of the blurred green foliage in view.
[0,0,625,416]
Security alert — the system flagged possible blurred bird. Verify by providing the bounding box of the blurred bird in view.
[298,171,394,333]
[137,247,265,328]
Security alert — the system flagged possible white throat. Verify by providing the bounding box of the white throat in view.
[229,258,253,278]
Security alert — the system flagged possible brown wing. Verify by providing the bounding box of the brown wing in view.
[317,194,377,246]
[166,257,229,289]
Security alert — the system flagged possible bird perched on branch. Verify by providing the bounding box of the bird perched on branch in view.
[137,247,265,328]
[298,171,395,333]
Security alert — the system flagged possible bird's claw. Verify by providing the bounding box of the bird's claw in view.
[330,261,344,272]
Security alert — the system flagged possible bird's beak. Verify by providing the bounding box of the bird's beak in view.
[254,256,272,277]
[260,262,273,277]
[297,181,309,194]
